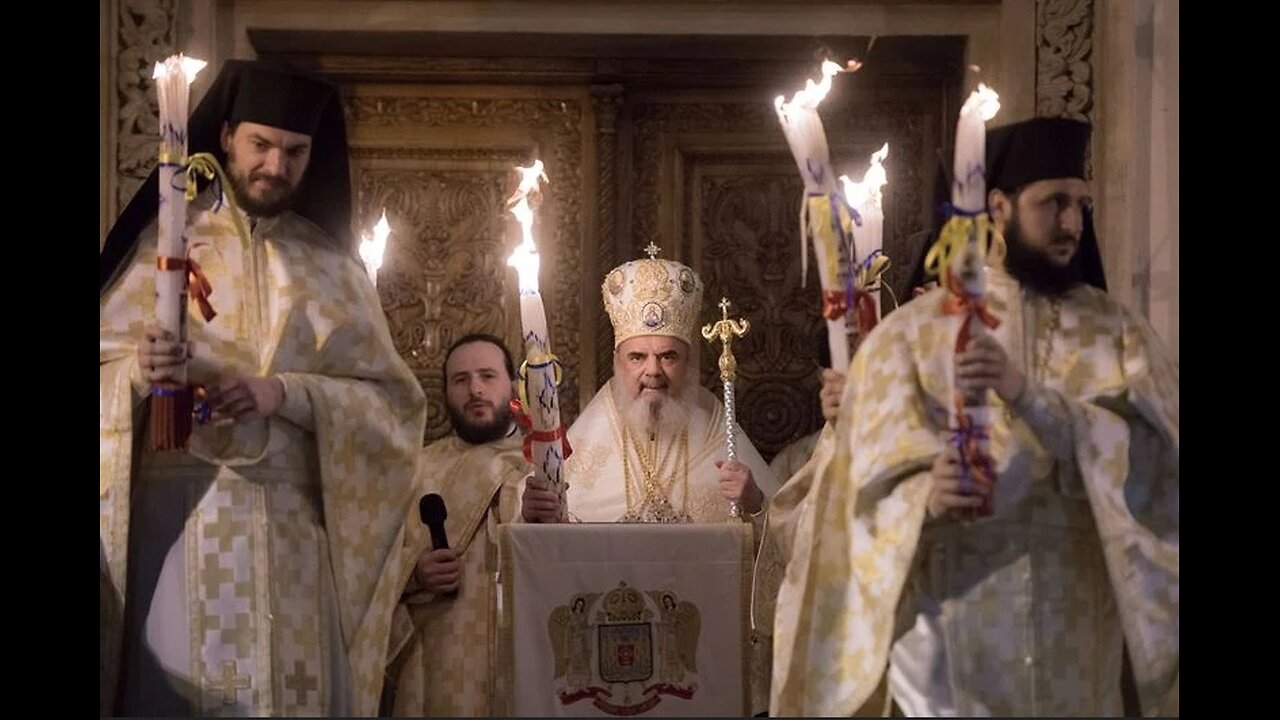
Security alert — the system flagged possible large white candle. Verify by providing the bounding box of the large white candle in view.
[506,160,568,522]
[774,59,858,371]
[149,54,206,451]
[952,83,1001,215]
[152,54,206,377]
[946,83,1001,516]
[840,142,889,324]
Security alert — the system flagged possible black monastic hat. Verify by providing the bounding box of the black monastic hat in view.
[100,59,354,295]
[904,116,1107,295]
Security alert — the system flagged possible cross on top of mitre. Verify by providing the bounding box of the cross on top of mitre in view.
[643,241,661,259]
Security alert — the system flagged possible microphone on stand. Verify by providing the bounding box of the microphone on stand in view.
[418,493,457,599]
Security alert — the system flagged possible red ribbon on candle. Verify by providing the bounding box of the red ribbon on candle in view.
[940,270,999,352]
[509,398,573,463]
[157,256,217,322]
[821,289,847,320]
[941,268,1001,517]
[852,288,878,336]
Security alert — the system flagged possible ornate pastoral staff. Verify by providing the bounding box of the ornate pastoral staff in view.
[701,297,750,519]
[774,59,861,372]
[924,83,1002,516]
[506,160,571,522]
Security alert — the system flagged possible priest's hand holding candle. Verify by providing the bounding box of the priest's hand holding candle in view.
[924,82,1002,517]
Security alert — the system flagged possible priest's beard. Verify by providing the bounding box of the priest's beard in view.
[225,148,300,218]
[448,399,513,445]
[613,376,693,444]
[1002,211,1085,298]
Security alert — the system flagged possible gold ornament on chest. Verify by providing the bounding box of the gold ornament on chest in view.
[621,428,691,524]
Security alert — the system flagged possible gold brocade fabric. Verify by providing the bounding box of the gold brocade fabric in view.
[771,267,1179,717]
[100,193,427,716]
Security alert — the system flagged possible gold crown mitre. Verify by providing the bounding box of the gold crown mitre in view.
[602,244,704,348]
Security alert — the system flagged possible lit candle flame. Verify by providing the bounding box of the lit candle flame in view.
[506,160,549,294]
[774,59,850,115]
[839,142,890,211]
[359,209,390,287]
[962,83,1001,122]
[152,54,207,83]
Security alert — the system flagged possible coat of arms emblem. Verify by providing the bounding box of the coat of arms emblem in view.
[548,581,701,715]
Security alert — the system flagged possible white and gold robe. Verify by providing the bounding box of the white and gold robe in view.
[387,430,527,717]
[771,266,1179,717]
[753,424,901,718]
[562,380,778,524]
[100,193,427,716]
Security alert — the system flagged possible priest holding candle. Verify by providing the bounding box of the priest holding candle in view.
[770,114,1179,717]
[505,160,572,523]
[100,59,426,716]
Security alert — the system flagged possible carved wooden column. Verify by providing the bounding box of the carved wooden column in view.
[1036,0,1095,182]
[590,84,623,392]
[1036,0,1094,123]
[110,0,179,231]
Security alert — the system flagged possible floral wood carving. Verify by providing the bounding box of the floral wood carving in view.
[1036,0,1094,122]
[114,0,178,214]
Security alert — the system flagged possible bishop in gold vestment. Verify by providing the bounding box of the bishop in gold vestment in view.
[527,250,778,526]
[520,250,780,713]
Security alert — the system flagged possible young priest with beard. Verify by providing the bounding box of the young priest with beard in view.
[386,334,529,717]
[771,117,1179,717]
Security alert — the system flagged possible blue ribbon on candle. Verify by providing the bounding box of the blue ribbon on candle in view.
[940,201,985,219]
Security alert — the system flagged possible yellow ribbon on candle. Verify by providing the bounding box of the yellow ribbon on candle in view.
[924,213,990,294]
[855,253,891,292]
[805,195,854,287]
[157,151,186,166]
[855,251,900,311]
[515,353,565,411]
[184,152,253,252]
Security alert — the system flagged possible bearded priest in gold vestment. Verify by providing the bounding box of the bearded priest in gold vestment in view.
[100,60,427,717]
[771,118,1178,717]
[386,334,530,716]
